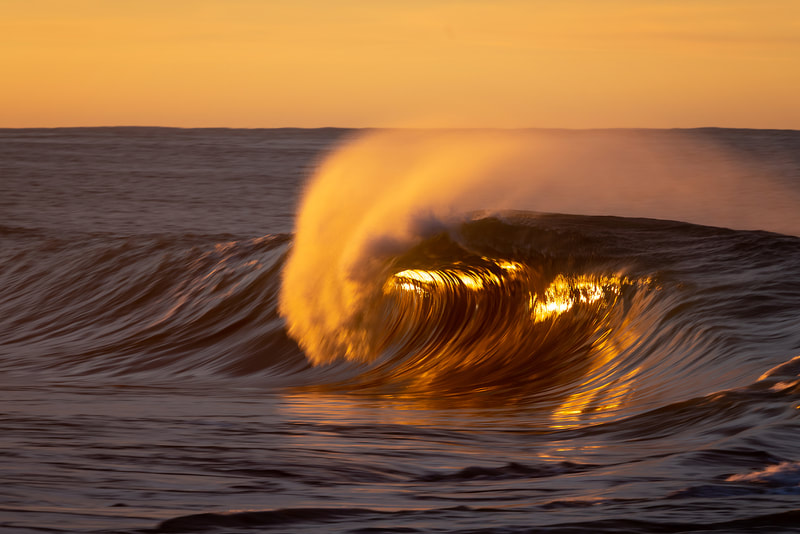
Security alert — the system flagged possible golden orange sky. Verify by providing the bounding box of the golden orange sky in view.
[3,0,799,128]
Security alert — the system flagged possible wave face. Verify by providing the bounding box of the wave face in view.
[280,213,800,422]
[280,129,800,421]
[0,229,308,381]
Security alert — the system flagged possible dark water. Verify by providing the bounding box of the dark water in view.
[2,127,800,533]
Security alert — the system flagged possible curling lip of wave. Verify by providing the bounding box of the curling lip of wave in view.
[280,128,800,375]
[278,127,800,425]
[290,219,665,431]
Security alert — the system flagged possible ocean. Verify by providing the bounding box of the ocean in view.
[2,127,800,533]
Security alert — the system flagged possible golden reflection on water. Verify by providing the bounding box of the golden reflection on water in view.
[374,262,649,427]
[388,264,625,322]
[549,366,640,429]
[530,274,617,322]
[547,279,646,429]
[387,259,525,295]
[280,389,559,430]
[390,267,495,292]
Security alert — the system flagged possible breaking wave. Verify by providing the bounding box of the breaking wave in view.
[277,129,800,421]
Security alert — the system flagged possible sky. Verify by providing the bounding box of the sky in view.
[3,0,800,128]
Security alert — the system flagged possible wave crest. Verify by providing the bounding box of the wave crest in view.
[279,129,800,418]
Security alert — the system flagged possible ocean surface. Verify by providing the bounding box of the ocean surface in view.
[2,127,800,533]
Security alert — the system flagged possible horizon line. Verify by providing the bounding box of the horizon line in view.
[2,125,798,132]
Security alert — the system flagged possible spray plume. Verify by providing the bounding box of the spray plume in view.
[280,129,800,365]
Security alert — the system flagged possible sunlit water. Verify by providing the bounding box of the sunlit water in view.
[2,127,800,533]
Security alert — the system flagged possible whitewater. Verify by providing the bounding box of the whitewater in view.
[1,127,800,533]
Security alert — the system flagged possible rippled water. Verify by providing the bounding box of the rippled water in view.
[2,127,800,533]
